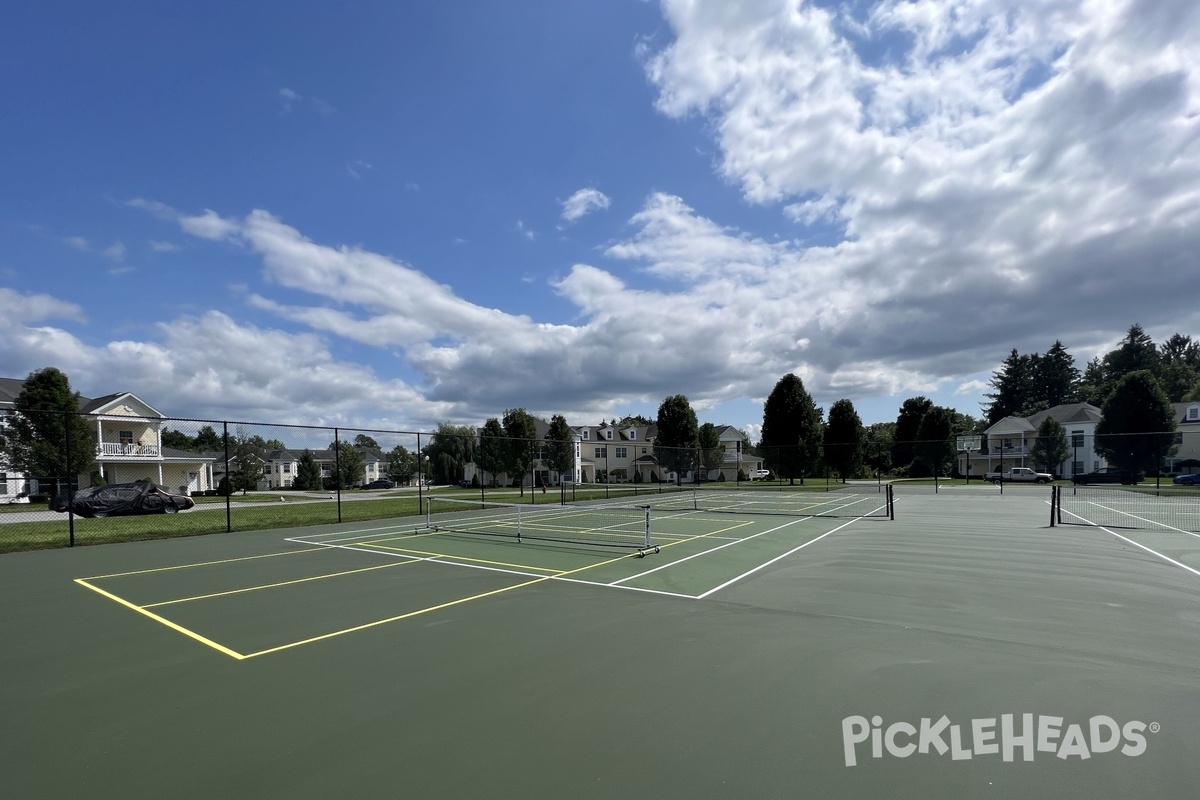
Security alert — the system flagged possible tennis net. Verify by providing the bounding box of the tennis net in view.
[425,497,658,553]
[1053,485,1200,533]
[631,484,894,519]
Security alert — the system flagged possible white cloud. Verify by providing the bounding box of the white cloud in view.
[561,188,611,223]
[63,236,89,251]
[516,220,536,240]
[149,240,181,253]
[103,241,126,262]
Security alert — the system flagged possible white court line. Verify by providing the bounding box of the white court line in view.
[1071,501,1200,539]
[697,516,869,599]
[610,516,815,586]
[1057,507,1200,580]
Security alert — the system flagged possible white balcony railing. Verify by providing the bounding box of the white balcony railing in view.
[97,442,161,458]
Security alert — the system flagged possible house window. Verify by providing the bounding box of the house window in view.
[581,430,589,440]
[641,447,647,454]
[1190,407,1199,421]
[1175,432,1184,445]
[615,447,628,459]
[595,447,606,459]
[262,466,270,475]
[1002,438,1012,449]
[119,430,134,445]
[629,430,636,440]
[1071,431,1084,448]
[283,464,291,474]
[605,429,613,440]
[0,472,6,493]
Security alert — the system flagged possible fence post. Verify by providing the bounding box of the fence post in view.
[65,410,75,547]
[222,421,232,532]
[334,428,342,523]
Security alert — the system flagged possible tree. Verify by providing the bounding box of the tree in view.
[1077,357,1108,406]
[913,406,956,477]
[892,396,932,475]
[1094,371,1176,474]
[385,445,416,485]
[194,425,223,452]
[0,368,96,492]
[1103,324,1160,379]
[759,375,823,484]
[863,422,894,477]
[655,395,700,484]
[477,418,506,487]
[425,424,477,485]
[293,450,323,490]
[330,441,364,489]
[503,408,539,495]
[697,422,724,482]
[823,399,864,482]
[616,414,654,427]
[1034,341,1081,408]
[1030,417,1069,476]
[544,415,575,485]
[229,427,266,494]
[353,434,379,449]
[983,349,1034,425]
[161,429,194,451]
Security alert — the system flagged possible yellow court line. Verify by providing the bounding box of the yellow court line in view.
[142,559,421,608]
[240,548,648,659]
[74,578,246,660]
[83,546,333,581]
[358,541,563,573]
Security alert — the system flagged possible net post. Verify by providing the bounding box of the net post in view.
[1050,485,1057,527]
[888,484,895,520]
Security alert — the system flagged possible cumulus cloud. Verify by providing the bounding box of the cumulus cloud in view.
[561,188,611,223]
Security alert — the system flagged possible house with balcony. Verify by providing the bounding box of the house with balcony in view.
[0,377,216,498]
[968,402,1106,479]
[258,446,387,490]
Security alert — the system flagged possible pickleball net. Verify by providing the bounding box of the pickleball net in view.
[425,497,659,554]
[631,484,894,519]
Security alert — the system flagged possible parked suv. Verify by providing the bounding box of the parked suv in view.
[1072,467,1142,485]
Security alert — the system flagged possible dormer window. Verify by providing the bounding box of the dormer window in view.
[629,430,637,440]
[582,430,589,440]
[605,429,613,440]
[1190,406,1199,421]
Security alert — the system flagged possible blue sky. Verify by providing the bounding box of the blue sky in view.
[3,0,1199,438]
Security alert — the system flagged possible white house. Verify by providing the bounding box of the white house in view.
[971,403,1106,478]
[0,377,216,498]
[1167,401,1200,475]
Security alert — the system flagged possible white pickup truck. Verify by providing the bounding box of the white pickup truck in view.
[985,467,1053,484]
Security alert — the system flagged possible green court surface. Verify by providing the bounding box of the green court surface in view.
[2,486,1199,798]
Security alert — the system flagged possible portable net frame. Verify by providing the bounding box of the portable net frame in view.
[425,497,659,554]
[1052,484,1200,533]
[628,484,894,520]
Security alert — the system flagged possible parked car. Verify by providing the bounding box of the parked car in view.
[752,470,772,480]
[50,481,195,518]
[1072,467,1143,486]
[1174,474,1198,486]
[362,479,395,490]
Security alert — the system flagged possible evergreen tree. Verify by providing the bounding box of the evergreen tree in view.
[294,450,323,489]
[1103,324,1160,378]
[1030,417,1069,475]
[823,399,864,482]
[892,396,932,475]
[1034,341,1081,408]
[353,434,380,449]
[655,395,700,484]
[0,368,97,491]
[161,429,194,451]
[1094,371,1176,474]
[1077,357,1108,406]
[983,349,1034,425]
[759,375,823,484]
